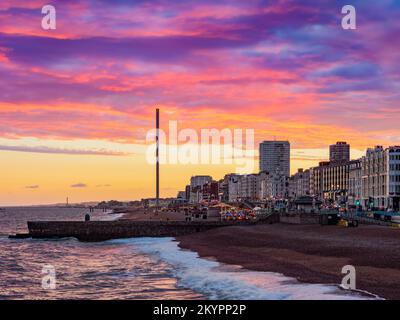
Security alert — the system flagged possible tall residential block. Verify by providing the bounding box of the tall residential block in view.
[329,141,350,163]
[259,140,290,177]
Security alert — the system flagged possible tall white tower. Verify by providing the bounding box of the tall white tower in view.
[259,140,290,177]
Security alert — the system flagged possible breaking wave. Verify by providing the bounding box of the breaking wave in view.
[111,237,378,300]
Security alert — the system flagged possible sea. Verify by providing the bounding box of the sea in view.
[0,207,378,300]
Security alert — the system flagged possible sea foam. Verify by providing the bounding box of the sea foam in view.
[110,237,378,300]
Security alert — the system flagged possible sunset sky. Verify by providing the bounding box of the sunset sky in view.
[1,0,399,205]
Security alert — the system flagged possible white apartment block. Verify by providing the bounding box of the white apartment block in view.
[226,172,268,202]
[260,173,287,200]
[189,175,212,203]
[226,174,240,202]
[361,146,400,210]
[288,169,310,199]
[190,175,212,188]
[348,160,362,206]
[238,174,259,200]
[259,141,290,177]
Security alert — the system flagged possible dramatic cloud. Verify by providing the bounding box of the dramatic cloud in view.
[0,0,398,149]
[0,145,128,156]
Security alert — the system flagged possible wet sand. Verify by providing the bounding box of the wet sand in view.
[177,224,400,300]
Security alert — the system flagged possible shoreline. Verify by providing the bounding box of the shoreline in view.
[176,223,400,300]
[7,208,399,299]
[128,237,378,300]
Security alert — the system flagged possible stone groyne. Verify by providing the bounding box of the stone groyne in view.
[27,220,245,242]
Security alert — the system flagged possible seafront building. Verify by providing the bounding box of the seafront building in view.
[259,140,290,177]
[238,174,260,201]
[188,176,219,204]
[190,175,212,188]
[310,160,359,204]
[348,160,362,207]
[361,146,400,211]
[329,141,350,163]
[297,143,400,211]
[189,175,212,203]
[224,172,267,202]
[288,169,310,200]
[226,174,240,202]
[218,173,239,202]
[258,140,290,201]
[178,142,400,211]
[202,181,219,202]
[306,141,358,205]
[261,173,288,200]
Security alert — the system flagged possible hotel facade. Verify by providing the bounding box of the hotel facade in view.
[310,160,359,203]
[361,146,400,211]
